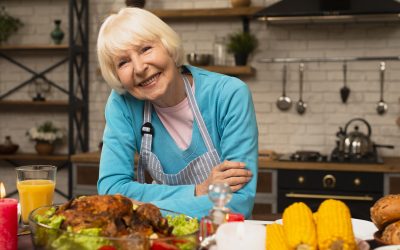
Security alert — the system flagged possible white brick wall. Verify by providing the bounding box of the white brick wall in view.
[1,0,399,157]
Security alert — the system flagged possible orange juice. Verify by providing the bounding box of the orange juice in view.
[17,179,55,223]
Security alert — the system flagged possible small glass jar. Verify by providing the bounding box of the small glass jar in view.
[213,36,227,66]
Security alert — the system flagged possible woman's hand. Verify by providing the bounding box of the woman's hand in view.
[195,160,253,196]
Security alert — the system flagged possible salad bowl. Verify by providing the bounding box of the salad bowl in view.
[29,203,199,250]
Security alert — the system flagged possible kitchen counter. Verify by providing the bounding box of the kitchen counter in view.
[71,151,400,173]
[258,156,400,173]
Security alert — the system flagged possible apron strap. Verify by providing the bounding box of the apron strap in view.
[182,75,217,152]
[137,101,153,183]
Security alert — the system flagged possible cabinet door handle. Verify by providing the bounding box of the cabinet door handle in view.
[285,193,374,201]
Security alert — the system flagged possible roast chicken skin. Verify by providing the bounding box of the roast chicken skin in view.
[55,194,173,238]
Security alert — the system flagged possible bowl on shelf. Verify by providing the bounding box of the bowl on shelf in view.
[29,204,199,250]
[187,53,212,66]
[0,144,19,154]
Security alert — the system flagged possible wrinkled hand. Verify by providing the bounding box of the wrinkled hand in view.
[195,160,252,196]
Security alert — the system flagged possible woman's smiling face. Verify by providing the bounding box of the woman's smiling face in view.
[114,40,183,107]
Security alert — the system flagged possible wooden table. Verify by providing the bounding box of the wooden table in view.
[18,213,381,249]
[18,234,33,250]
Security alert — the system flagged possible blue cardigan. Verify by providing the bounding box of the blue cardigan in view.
[98,65,258,219]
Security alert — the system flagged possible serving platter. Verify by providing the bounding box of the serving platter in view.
[273,218,377,240]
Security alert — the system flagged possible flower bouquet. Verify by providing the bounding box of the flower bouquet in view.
[27,121,64,155]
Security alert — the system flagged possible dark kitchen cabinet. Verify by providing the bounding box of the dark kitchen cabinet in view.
[385,173,400,194]
[277,169,383,220]
[253,169,277,219]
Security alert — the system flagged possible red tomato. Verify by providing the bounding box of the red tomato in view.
[151,241,179,250]
[226,212,245,222]
[98,246,117,250]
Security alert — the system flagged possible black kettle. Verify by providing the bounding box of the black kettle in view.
[336,118,394,158]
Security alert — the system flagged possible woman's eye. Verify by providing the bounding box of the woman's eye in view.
[141,46,152,53]
[117,60,127,68]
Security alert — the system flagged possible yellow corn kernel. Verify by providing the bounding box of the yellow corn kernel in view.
[315,199,357,250]
[283,202,317,250]
[266,223,289,250]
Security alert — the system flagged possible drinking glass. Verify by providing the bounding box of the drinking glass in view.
[16,165,57,232]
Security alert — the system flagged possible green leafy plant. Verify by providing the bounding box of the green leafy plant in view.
[0,6,23,44]
[226,31,258,55]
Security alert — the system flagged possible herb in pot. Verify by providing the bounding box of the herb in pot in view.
[226,31,258,65]
[0,6,23,44]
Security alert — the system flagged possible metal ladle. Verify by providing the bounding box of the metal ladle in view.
[276,64,292,111]
[377,62,388,115]
[296,63,307,114]
[340,62,350,103]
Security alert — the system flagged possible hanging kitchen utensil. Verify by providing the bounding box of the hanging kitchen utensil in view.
[296,63,307,115]
[340,62,350,103]
[276,64,292,111]
[376,61,388,115]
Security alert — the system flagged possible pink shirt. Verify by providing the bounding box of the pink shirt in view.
[153,87,194,150]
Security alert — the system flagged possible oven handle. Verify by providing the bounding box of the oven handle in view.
[285,193,374,201]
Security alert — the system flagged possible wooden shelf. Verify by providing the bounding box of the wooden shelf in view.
[0,153,69,161]
[0,44,69,51]
[149,7,263,19]
[0,100,74,112]
[201,65,255,76]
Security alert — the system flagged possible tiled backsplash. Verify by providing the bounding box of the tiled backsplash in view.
[0,0,399,156]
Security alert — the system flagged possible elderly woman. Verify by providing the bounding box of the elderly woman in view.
[97,7,258,219]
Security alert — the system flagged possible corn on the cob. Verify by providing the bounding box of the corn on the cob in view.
[266,223,289,250]
[315,199,357,250]
[282,202,317,250]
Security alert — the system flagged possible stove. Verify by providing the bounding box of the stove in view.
[279,150,328,162]
[279,150,383,164]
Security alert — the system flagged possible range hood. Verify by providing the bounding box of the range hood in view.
[254,0,400,24]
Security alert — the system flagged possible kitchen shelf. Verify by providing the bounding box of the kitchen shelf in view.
[0,153,69,162]
[149,7,263,19]
[97,65,255,78]
[201,65,255,76]
[0,44,69,51]
[0,100,84,112]
[150,6,262,32]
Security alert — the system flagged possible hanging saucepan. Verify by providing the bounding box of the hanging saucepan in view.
[276,64,292,111]
[343,118,394,157]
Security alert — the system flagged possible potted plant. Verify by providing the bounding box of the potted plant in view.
[227,31,258,66]
[26,121,64,155]
[0,6,23,44]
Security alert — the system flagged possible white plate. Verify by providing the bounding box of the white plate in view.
[274,218,377,240]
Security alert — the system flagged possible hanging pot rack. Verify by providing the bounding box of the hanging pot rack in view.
[259,55,400,64]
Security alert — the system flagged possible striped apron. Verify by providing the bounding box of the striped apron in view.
[137,75,221,185]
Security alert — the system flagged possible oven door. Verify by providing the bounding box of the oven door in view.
[277,169,383,220]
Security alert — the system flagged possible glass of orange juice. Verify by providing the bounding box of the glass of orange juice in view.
[16,165,56,229]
